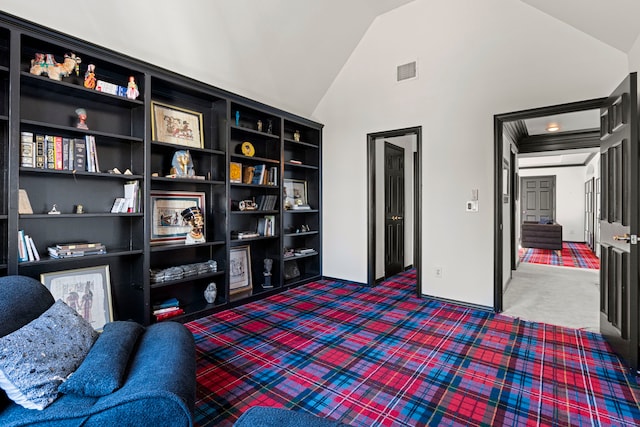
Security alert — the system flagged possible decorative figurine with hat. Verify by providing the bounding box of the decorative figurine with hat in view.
[181,206,205,244]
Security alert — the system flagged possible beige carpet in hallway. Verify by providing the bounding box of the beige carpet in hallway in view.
[502,262,599,332]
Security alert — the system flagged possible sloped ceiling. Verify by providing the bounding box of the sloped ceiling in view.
[521,0,640,52]
[0,0,414,117]
[0,0,636,117]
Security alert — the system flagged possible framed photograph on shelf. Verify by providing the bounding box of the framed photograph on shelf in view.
[151,101,204,148]
[230,245,252,294]
[40,265,113,331]
[283,178,310,210]
[150,190,206,245]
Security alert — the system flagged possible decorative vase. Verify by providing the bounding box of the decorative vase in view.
[204,282,217,304]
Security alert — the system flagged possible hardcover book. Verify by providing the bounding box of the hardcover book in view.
[35,134,45,169]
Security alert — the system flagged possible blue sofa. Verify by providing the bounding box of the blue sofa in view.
[0,275,196,427]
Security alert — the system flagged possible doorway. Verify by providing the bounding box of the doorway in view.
[367,126,422,295]
[493,98,604,312]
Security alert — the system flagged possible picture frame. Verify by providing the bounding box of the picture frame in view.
[151,101,204,148]
[41,265,113,331]
[229,245,252,294]
[283,178,309,209]
[150,190,206,245]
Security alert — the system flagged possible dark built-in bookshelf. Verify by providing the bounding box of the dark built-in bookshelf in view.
[0,12,322,325]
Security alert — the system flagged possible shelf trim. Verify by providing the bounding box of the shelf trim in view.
[18,248,144,266]
[151,140,225,156]
[150,240,225,252]
[230,154,280,165]
[20,212,144,219]
[230,124,280,139]
[19,167,144,180]
[21,119,143,142]
[284,138,319,149]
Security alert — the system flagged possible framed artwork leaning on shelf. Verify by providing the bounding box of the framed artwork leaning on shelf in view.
[151,101,204,148]
[283,178,310,210]
[150,191,206,245]
[230,245,252,295]
[41,265,113,331]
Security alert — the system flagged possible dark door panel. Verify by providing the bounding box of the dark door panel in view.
[599,73,639,372]
[384,142,404,278]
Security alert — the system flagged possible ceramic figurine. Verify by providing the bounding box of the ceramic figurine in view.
[267,119,273,134]
[181,206,205,244]
[84,64,96,89]
[293,130,301,142]
[48,204,61,215]
[76,108,88,129]
[257,120,263,132]
[235,110,240,126]
[30,52,82,81]
[169,150,195,177]
[204,282,217,304]
[126,76,139,100]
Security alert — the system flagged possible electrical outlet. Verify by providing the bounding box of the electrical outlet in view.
[434,267,443,278]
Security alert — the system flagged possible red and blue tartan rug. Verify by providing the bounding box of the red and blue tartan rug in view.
[187,269,639,426]
[519,242,600,269]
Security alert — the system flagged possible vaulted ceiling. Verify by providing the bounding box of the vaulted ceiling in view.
[0,0,638,118]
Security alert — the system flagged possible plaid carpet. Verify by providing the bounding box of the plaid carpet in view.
[519,242,600,269]
[187,269,639,426]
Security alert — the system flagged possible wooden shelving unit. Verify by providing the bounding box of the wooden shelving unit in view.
[0,12,322,325]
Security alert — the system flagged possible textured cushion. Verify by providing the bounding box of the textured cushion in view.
[59,320,144,397]
[0,300,98,410]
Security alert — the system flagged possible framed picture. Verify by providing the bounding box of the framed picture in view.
[151,101,204,148]
[283,178,309,209]
[150,190,206,245]
[41,265,113,331]
[229,245,252,294]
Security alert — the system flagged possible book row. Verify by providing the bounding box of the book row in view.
[230,162,278,186]
[20,132,100,172]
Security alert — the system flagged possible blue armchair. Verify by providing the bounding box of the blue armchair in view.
[0,275,196,427]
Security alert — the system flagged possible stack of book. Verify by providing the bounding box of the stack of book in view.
[47,242,106,259]
[294,248,317,256]
[153,298,183,321]
[231,230,260,240]
[20,132,100,172]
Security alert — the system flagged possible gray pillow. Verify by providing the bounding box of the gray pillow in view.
[0,300,98,410]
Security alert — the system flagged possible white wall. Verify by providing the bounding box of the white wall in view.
[314,0,627,307]
[628,34,640,72]
[519,167,587,242]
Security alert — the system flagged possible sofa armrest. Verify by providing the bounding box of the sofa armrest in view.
[0,322,196,427]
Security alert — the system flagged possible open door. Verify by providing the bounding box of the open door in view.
[384,142,405,278]
[599,72,639,372]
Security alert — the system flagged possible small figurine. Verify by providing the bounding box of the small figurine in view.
[75,108,88,130]
[48,204,61,215]
[169,150,195,177]
[30,52,82,81]
[126,76,139,100]
[257,120,263,132]
[267,119,273,134]
[84,64,96,89]
[204,282,217,304]
[293,130,301,142]
[181,206,205,244]
[74,204,84,214]
[235,111,240,126]
[263,258,273,288]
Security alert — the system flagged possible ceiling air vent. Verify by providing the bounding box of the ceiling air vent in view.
[397,61,417,82]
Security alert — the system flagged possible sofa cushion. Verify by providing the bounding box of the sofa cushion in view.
[0,300,98,410]
[59,320,144,397]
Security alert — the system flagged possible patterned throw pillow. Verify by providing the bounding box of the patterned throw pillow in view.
[0,300,98,410]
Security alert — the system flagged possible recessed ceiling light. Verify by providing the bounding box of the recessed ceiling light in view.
[546,123,560,132]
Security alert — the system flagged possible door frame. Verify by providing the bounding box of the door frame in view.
[493,98,605,312]
[367,126,422,296]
